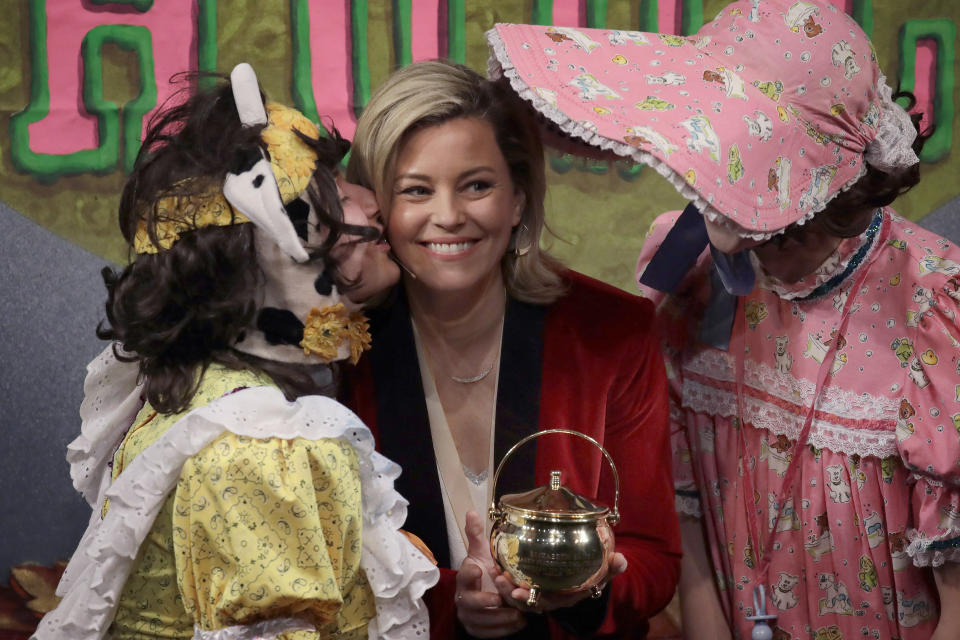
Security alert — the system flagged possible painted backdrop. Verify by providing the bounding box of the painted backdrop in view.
[4,0,959,287]
[1,0,958,621]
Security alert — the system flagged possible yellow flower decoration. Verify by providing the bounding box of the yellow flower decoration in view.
[346,312,373,365]
[263,102,320,204]
[298,304,373,364]
[300,303,350,361]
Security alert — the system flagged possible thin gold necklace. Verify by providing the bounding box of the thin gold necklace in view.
[450,367,494,384]
[449,308,505,383]
[416,289,506,384]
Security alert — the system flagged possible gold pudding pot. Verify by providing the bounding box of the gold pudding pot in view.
[488,429,620,606]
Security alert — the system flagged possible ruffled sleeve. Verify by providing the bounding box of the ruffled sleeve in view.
[898,274,960,566]
[636,211,710,518]
[173,433,374,636]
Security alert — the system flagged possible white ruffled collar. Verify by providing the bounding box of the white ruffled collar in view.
[754,217,877,300]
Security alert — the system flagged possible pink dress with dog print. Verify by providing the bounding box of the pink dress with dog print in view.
[638,208,960,640]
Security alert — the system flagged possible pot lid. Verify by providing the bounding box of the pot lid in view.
[499,470,609,519]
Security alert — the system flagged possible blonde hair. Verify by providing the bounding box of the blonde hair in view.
[346,59,565,305]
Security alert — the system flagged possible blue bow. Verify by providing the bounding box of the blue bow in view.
[638,203,755,350]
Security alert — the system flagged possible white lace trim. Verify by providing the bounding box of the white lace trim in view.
[910,473,945,488]
[756,216,877,300]
[906,528,960,568]
[36,371,438,640]
[675,493,702,518]
[864,76,920,173]
[684,350,900,424]
[192,617,313,640]
[681,378,898,458]
[486,27,868,241]
[68,344,145,509]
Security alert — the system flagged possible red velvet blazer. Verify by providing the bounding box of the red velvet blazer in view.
[343,271,681,639]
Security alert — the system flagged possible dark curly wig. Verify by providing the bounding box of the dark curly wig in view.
[98,75,370,413]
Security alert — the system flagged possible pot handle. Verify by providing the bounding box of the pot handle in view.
[489,428,620,526]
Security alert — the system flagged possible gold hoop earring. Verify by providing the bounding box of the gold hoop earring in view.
[513,223,531,257]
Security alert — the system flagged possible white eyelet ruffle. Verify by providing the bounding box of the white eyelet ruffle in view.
[35,346,439,640]
[68,345,144,509]
[864,76,920,173]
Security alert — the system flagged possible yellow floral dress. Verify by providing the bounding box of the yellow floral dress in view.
[107,365,375,639]
[38,347,437,640]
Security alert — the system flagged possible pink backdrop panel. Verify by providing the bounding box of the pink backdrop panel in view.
[308,0,355,135]
[27,0,195,154]
[914,40,936,132]
[411,0,442,63]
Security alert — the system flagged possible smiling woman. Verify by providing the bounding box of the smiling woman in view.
[389,117,524,301]
[343,59,681,640]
